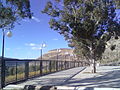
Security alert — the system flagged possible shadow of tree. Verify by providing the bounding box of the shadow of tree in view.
[64,70,120,88]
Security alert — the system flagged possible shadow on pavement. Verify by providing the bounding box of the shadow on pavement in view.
[64,70,120,88]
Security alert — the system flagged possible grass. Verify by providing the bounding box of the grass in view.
[6,69,55,83]
[6,73,25,83]
[5,67,65,84]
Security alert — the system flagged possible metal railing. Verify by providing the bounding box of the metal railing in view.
[0,59,85,88]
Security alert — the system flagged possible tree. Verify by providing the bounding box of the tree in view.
[42,0,120,73]
[0,0,32,30]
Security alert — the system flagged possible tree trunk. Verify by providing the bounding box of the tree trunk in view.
[89,45,97,73]
[92,58,96,73]
[91,50,96,73]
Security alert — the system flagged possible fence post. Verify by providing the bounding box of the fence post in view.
[78,62,80,67]
[40,60,42,75]
[66,61,68,69]
[65,61,66,69]
[61,61,62,70]
[70,61,71,68]
[35,61,36,76]
[68,61,70,69]
[1,59,6,88]
[56,61,58,71]
[58,61,59,70]
[73,61,74,67]
[16,61,17,82]
[74,61,75,67]
[25,61,29,80]
[49,61,52,72]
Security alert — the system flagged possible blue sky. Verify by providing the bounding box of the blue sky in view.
[0,0,69,59]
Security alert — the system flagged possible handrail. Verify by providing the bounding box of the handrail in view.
[0,59,88,88]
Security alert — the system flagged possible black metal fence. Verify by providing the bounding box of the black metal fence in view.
[0,59,85,88]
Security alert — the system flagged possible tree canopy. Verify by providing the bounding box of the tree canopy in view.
[0,0,32,30]
[42,0,120,64]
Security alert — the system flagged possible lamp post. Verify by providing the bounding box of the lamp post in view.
[1,29,12,88]
[40,43,46,60]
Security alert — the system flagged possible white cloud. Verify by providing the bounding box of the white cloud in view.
[31,47,37,50]
[25,43,37,47]
[25,43,46,50]
[31,47,41,50]
[29,43,36,46]
[22,19,30,22]
[32,16,40,23]
[53,38,58,41]
[22,16,41,23]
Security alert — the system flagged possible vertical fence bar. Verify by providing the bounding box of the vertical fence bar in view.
[70,61,71,68]
[69,61,70,68]
[45,61,47,73]
[1,29,5,88]
[2,59,83,88]
[65,61,67,69]
[60,61,62,70]
[66,61,68,69]
[40,60,42,75]
[61,61,62,70]
[1,59,5,88]
[74,61,75,67]
[72,62,73,67]
[58,61,59,70]
[78,62,80,67]
[67,61,69,69]
[56,61,58,71]
[25,61,29,80]
[35,61,36,76]
[16,61,17,82]
[49,61,51,73]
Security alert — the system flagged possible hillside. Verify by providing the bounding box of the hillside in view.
[38,48,76,61]
[37,37,120,65]
[102,37,120,65]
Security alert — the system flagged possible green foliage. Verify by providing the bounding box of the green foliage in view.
[8,67,16,75]
[42,0,120,64]
[0,0,32,30]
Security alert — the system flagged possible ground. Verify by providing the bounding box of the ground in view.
[4,66,120,89]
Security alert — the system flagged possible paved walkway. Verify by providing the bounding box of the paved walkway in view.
[4,66,120,89]
[17,67,85,86]
[64,66,120,88]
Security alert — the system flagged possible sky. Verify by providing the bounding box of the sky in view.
[0,0,70,59]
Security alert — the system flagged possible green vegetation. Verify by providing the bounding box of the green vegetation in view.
[5,62,66,83]
[42,0,120,73]
[101,38,120,65]
[0,0,32,30]
[6,73,25,83]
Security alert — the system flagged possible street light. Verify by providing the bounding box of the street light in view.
[40,42,46,60]
[1,29,12,88]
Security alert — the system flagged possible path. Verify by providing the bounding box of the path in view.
[4,66,120,90]
[64,66,120,88]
